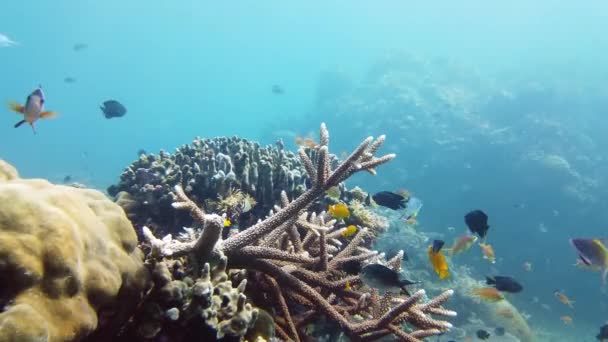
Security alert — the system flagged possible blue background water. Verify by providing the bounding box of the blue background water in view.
[2,1,608,340]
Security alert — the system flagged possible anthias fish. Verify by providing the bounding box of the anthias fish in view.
[8,86,58,133]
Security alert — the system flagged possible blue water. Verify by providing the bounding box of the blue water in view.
[2,1,608,340]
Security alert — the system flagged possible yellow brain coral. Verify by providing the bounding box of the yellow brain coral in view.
[0,160,149,342]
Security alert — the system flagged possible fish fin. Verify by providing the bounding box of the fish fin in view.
[30,123,36,134]
[486,276,495,285]
[39,111,58,119]
[14,120,26,128]
[8,101,24,113]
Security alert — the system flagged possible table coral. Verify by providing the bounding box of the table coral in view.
[0,160,149,342]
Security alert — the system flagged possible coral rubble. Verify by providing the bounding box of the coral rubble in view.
[140,123,456,341]
[0,160,149,342]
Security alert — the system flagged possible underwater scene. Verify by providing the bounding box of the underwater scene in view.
[1,1,608,342]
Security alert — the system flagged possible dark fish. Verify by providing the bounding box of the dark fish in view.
[432,240,445,254]
[486,276,523,293]
[360,263,418,295]
[495,326,505,336]
[372,191,406,210]
[137,149,147,156]
[271,84,284,94]
[63,175,72,183]
[64,77,76,84]
[476,329,490,340]
[100,100,127,119]
[73,43,88,51]
[597,323,608,341]
[342,260,362,275]
[465,210,490,238]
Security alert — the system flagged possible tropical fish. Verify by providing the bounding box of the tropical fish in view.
[445,234,478,256]
[597,323,608,341]
[223,219,232,227]
[342,260,362,275]
[325,186,341,200]
[476,329,490,340]
[295,136,318,149]
[486,276,523,293]
[73,43,88,51]
[8,86,58,133]
[560,315,573,325]
[523,261,533,272]
[372,191,406,210]
[360,263,418,295]
[569,238,608,284]
[341,225,357,238]
[479,242,496,263]
[495,308,515,319]
[465,210,490,238]
[344,280,352,291]
[328,203,350,219]
[432,239,445,254]
[100,100,127,119]
[428,245,450,280]
[471,287,504,302]
[271,84,284,94]
[0,33,19,47]
[402,197,423,220]
[554,290,575,308]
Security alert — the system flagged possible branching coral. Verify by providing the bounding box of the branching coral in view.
[142,123,455,341]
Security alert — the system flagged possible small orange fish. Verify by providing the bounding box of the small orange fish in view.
[554,291,575,308]
[495,307,515,319]
[445,234,478,256]
[341,225,357,238]
[428,246,450,280]
[560,315,573,325]
[328,203,350,219]
[479,242,496,263]
[295,136,318,149]
[8,86,58,134]
[471,287,504,302]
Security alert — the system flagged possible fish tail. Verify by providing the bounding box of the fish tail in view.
[485,276,495,285]
[14,119,25,128]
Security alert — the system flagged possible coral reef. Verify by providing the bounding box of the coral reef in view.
[108,136,338,234]
[140,123,456,341]
[0,160,149,342]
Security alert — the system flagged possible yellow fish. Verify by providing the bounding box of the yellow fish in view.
[341,225,357,238]
[428,246,450,279]
[328,203,350,219]
[224,219,232,227]
[344,280,352,291]
[479,242,496,263]
[8,86,58,134]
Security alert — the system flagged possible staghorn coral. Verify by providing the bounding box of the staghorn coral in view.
[143,123,456,341]
[0,160,149,342]
[108,136,338,235]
